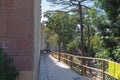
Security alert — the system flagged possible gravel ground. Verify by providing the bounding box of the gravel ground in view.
[39,53,90,80]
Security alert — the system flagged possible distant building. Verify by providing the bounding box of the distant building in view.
[0,0,41,80]
[40,23,47,50]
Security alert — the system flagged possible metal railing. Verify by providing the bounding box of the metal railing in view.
[51,51,119,80]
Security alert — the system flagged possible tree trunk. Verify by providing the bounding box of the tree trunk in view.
[87,25,91,57]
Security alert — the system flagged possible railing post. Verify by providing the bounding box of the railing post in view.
[103,61,105,80]
[58,52,61,61]
[82,58,86,75]
[65,54,67,63]
[63,54,65,63]
[51,52,53,56]
[70,56,73,68]
[61,54,63,62]
[52,52,54,58]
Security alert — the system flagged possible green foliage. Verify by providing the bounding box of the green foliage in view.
[0,48,19,80]
[112,46,120,63]
[93,0,120,62]
[45,0,120,63]
[44,11,79,50]
[83,8,100,56]
[66,41,78,53]
[95,49,111,59]
[96,0,120,39]
[103,37,118,48]
[44,27,51,35]
[90,35,103,56]
[96,0,120,22]
[47,34,59,46]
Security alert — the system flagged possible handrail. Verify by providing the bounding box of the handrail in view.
[51,51,119,80]
[53,51,120,66]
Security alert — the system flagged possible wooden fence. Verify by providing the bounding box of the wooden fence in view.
[51,51,120,80]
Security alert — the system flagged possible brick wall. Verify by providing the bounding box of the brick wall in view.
[0,0,34,80]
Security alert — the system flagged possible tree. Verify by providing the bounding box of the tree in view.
[66,41,78,54]
[47,0,94,56]
[44,11,79,52]
[96,0,120,38]
[96,0,120,22]
[83,8,97,56]
[93,0,120,62]
[46,0,120,62]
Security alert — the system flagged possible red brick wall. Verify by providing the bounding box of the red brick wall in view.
[0,0,34,79]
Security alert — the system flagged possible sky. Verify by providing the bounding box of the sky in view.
[41,0,61,22]
[41,0,94,22]
[41,0,50,21]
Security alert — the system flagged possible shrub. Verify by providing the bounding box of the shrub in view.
[0,47,19,80]
[66,41,78,54]
[95,49,111,59]
[112,46,120,63]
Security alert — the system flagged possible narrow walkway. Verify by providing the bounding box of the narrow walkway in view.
[39,53,90,80]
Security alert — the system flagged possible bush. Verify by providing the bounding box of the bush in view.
[112,46,120,63]
[0,48,19,80]
[95,49,111,59]
[66,41,78,53]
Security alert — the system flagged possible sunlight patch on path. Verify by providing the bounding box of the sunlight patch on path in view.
[49,54,70,69]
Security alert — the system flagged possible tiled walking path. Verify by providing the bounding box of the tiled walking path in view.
[39,53,90,80]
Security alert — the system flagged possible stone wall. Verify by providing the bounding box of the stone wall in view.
[0,0,35,80]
